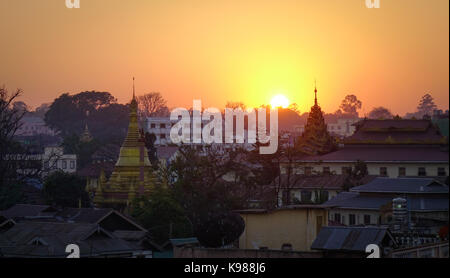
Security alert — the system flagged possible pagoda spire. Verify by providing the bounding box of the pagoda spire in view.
[314,79,318,106]
[132,77,136,100]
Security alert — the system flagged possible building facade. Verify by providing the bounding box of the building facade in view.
[238,206,328,251]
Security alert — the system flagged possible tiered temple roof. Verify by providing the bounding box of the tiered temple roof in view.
[296,86,336,155]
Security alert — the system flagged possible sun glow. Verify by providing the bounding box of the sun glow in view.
[270,94,290,108]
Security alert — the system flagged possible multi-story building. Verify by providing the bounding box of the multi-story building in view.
[146,117,173,145]
[6,147,77,177]
[15,116,56,136]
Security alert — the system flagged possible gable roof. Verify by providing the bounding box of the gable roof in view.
[0,222,140,257]
[311,226,395,252]
[0,205,147,232]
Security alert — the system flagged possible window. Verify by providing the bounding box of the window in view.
[304,167,312,175]
[160,123,166,128]
[160,134,166,139]
[323,167,330,175]
[281,243,292,251]
[70,161,75,169]
[364,215,371,225]
[301,190,312,203]
[334,213,341,223]
[318,191,329,203]
[349,214,356,226]
[62,161,67,169]
[418,167,426,176]
[398,167,406,177]
[380,167,388,176]
[150,123,156,128]
[438,168,446,176]
[342,167,351,175]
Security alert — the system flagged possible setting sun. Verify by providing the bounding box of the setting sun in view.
[270,94,290,108]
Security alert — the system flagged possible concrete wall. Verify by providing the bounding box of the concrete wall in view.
[239,208,327,251]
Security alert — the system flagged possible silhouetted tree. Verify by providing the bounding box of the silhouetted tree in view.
[368,107,393,119]
[225,101,247,110]
[132,187,192,244]
[137,92,169,118]
[339,94,362,117]
[42,171,90,208]
[45,91,129,144]
[195,212,245,248]
[417,93,437,117]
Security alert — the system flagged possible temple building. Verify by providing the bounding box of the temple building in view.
[296,85,336,155]
[88,92,158,212]
[80,123,93,143]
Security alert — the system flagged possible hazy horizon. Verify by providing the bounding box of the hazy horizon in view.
[1,0,448,115]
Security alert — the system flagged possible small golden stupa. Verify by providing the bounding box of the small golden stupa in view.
[92,79,158,212]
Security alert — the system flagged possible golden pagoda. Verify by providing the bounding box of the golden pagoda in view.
[296,84,337,155]
[91,82,158,212]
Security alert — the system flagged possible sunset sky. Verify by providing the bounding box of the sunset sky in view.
[0,0,448,115]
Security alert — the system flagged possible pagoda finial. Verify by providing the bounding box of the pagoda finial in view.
[314,79,318,106]
[132,77,136,100]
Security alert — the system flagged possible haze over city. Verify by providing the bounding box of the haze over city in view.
[0,0,448,115]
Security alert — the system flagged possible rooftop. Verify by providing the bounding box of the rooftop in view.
[323,192,449,212]
[345,119,446,144]
[311,226,394,252]
[351,177,449,194]
[291,145,448,162]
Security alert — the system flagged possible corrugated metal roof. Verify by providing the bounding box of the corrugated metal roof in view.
[323,192,448,211]
[311,226,389,252]
[351,177,448,194]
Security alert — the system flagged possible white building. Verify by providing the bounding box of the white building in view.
[42,147,77,175]
[16,117,56,136]
[146,117,173,145]
[146,116,254,151]
[327,118,360,138]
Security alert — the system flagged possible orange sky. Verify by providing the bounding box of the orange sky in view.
[0,0,448,115]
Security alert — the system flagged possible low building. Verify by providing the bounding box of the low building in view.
[0,222,147,258]
[237,205,328,251]
[0,204,159,257]
[324,178,449,234]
